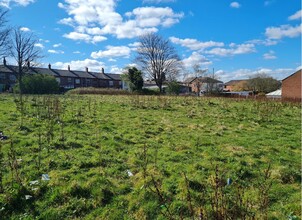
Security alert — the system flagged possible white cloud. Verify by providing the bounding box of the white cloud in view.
[205,43,255,56]
[58,0,184,40]
[53,59,105,72]
[73,51,81,54]
[58,17,74,26]
[92,35,107,43]
[143,0,176,3]
[48,49,64,54]
[288,10,302,21]
[182,52,212,68]
[220,67,295,82]
[34,43,44,49]
[91,46,131,59]
[263,50,277,60]
[246,39,278,46]
[20,27,30,32]
[0,0,35,8]
[230,2,241,8]
[53,43,62,48]
[170,36,224,50]
[63,32,92,42]
[265,24,302,39]
[110,65,123,74]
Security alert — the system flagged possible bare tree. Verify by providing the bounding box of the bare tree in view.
[0,8,11,57]
[9,27,42,93]
[135,33,182,93]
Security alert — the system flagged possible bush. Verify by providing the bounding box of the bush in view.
[16,74,59,94]
[166,81,180,95]
[66,87,131,95]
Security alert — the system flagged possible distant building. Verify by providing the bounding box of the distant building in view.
[266,89,282,99]
[184,76,224,94]
[224,79,248,92]
[0,59,122,92]
[281,69,301,100]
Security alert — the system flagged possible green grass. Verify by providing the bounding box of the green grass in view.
[0,94,300,219]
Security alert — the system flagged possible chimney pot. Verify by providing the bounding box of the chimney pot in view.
[68,65,70,71]
[27,60,30,68]
[86,67,88,72]
[3,57,6,66]
[48,63,51,69]
[101,68,104,74]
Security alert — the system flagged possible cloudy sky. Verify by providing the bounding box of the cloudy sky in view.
[2,0,301,82]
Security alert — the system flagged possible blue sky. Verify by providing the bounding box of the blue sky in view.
[2,0,301,82]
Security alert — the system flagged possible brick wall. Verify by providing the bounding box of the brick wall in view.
[282,70,301,100]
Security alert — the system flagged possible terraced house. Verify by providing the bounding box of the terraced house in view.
[0,59,122,92]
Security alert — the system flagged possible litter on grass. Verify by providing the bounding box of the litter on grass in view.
[41,174,50,181]
[25,195,32,200]
[29,180,39,186]
[127,170,134,177]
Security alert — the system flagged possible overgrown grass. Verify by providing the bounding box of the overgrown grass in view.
[0,94,300,219]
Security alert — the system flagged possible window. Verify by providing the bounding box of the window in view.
[109,81,113,86]
[0,73,5,79]
[118,81,122,85]
[75,79,80,84]
[68,77,72,83]
[9,74,16,81]
[86,79,91,85]
[56,78,61,83]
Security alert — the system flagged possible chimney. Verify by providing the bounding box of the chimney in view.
[48,63,51,69]
[85,67,88,72]
[3,57,6,66]
[68,65,70,71]
[101,68,104,74]
[27,60,30,68]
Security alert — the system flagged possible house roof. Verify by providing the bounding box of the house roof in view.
[72,70,96,79]
[30,67,60,77]
[282,69,301,81]
[266,89,282,96]
[50,69,78,78]
[224,79,248,86]
[0,65,15,73]
[90,72,111,80]
[106,73,121,81]
[184,76,223,84]
[0,63,121,80]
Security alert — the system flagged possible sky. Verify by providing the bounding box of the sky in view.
[1,0,301,82]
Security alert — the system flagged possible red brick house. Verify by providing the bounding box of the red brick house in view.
[282,69,301,100]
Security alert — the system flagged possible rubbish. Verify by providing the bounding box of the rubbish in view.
[127,170,133,177]
[0,131,8,140]
[25,195,32,200]
[41,174,50,181]
[29,180,39,186]
[227,178,232,185]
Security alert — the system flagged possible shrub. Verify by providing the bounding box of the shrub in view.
[16,74,59,94]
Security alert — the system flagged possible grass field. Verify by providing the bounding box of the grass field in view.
[0,94,300,219]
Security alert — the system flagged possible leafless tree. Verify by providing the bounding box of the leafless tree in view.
[192,64,207,95]
[0,8,11,57]
[135,33,182,93]
[9,27,42,93]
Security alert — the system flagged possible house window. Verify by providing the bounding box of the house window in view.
[109,81,113,86]
[86,79,91,85]
[56,78,61,83]
[9,74,16,81]
[0,73,5,79]
[68,77,72,83]
[118,81,122,86]
[75,79,80,84]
